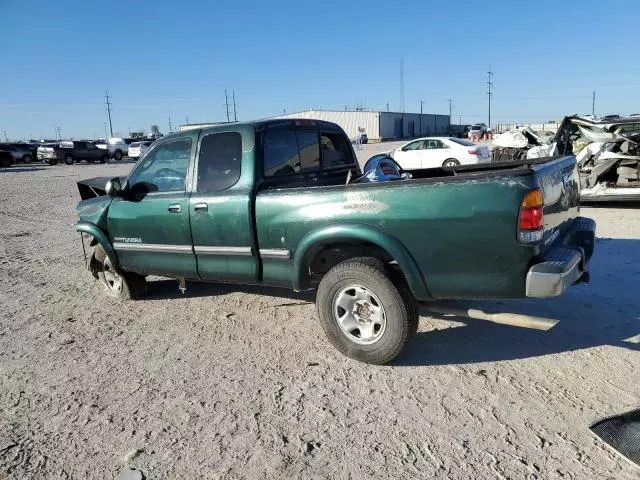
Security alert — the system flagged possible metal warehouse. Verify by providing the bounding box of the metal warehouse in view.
[271,110,451,142]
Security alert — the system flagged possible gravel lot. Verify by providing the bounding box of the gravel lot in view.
[1,147,638,479]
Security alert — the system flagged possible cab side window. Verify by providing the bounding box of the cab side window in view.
[127,137,192,194]
[197,132,242,192]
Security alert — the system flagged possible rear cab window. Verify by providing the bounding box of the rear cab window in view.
[262,125,356,181]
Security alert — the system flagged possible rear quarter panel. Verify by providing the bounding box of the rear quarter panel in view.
[256,173,538,299]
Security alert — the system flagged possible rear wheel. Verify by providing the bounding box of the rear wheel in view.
[64,154,74,165]
[113,150,123,161]
[94,245,148,300]
[316,257,417,364]
[23,154,32,164]
[99,154,109,164]
[442,158,460,167]
[0,155,11,168]
[47,158,59,165]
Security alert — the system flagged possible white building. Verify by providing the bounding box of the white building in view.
[271,110,451,142]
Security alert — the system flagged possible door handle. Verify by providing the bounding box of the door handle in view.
[168,203,182,213]
[193,202,208,212]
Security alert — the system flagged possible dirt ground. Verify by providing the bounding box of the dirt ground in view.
[0,149,638,479]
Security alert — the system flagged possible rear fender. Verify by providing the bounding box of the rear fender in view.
[292,223,431,300]
[75,221,118,267]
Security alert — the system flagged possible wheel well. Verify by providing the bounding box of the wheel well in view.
[304,241,398,287]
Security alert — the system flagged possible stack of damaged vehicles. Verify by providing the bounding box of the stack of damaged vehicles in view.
[492,115,640,201]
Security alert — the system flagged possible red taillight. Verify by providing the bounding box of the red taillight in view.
[518,189,544,243]
[468,149,478,155]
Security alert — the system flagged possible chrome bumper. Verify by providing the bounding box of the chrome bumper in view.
[526,217,596,298]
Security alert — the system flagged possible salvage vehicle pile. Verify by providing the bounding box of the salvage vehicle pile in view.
[492,115,640,202]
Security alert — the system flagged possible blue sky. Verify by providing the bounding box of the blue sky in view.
[2,0,640,139]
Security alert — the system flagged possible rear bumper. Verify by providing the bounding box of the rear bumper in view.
[526,217,596,298]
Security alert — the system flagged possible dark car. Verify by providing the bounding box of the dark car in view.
[0,147,14,168]
[0,143,34,163]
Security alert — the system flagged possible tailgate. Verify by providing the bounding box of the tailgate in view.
[532,155,580,250]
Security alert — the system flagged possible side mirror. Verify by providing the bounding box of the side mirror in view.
[105,177,122,197]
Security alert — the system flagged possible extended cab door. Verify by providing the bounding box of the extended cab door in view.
[107,134,197,276]
[189,129,258,281]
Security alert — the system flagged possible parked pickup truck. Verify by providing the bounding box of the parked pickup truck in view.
[75,119,595,364]
[40,141,110,165]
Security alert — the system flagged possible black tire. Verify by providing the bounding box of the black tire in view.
[23,155,32,164]
[100,154,109,164]
[316,256,417,364]
[0,155,11,168]
[64,154,74,165]
[94,245,148,300]
[442,158,460,167]
[113,150,123,161]
[47,158,59,165]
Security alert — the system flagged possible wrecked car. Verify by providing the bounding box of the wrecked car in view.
[493,115,640,202]
[75,119,595,364]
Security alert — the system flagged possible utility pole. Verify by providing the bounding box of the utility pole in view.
[282,109,286,115]
[104,122,108,138]
[592,91,596,117]
[168,116,173,132]
[448,99,453,120]
[386,102,389,112]
[400,57,405,113]
[2,130,7,142]
[486,66,493,129]
[185,116,189,125]
[224,90,231,123]
[420,100,424,133]
[232,91,237,122]
[55,126,61,140]
[105,90,113,137]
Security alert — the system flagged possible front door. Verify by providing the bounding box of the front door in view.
[189,130,258,281]
[107,135,197,277]
[394,139,425,169]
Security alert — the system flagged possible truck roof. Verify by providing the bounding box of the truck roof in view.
[166,119,344,140]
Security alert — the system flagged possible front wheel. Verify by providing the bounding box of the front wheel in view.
[316,257,418,364]
[64,154,74,165]
[113,150,123,161]
[0,156,11,168]
[99,154,109,164]
[23,155,32,164]
[94,246,148,300]
[442,158,460,167]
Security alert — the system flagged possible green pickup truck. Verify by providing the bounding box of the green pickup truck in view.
[76,119,595,364]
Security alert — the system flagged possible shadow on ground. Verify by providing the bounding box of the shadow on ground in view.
[141,237,639,366]
[0,167,47,173]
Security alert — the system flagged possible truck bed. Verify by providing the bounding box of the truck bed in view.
[255,155,580,300]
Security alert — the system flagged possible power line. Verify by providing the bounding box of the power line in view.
[105,90,113,137]
[487,66,493,128]
[400,57,405,113]
[224,90,231,123]
[232,91,237,122]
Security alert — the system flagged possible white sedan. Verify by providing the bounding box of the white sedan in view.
[390,137,491,169]
[127,141,153,159]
